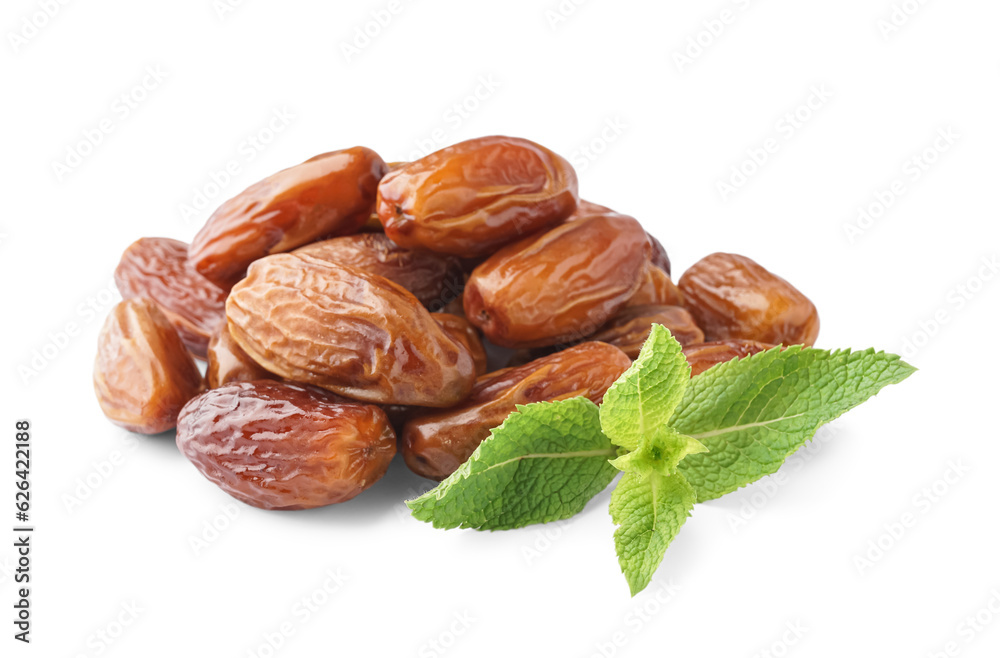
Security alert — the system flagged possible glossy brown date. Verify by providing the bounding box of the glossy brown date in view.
[568,201,670,276]
[432,313,488,377]
[176,380,396,510]
[114,237,228,358]
[377,136,579,257]
[463,210,650,348]
[592,305,704,359]
[679,253,820,346]
[682,339,775,376]
[190,147,388,287]
[226,253,477,407]
[206,325,275,389]
[93,298,205,434]
[294,233,463,311]
[624,264,684,308]
[402,342,631,480]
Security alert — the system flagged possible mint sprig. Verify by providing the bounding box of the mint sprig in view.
[408,326,915,595]
[611,471,696,596]
[407,397,619,530]
[673,345,917,502]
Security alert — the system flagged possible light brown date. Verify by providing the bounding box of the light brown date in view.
[679,253,820,346]
[114,237,228,358]
[592,305,704,359]
[93,298,205,434]
[206,324,275,389]
[463,210,650,348]
[402,342,631,480]
[294,233,463,310]
[682,339,775,376]
[377,136,579,257]
[190,147,388,287]
[226,253,477,407]
[176,380,396,510]
[432,313,488,376]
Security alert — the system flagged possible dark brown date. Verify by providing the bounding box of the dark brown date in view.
[93,298,205,434]
[114,237,228,358]
[377,136,579,257]
[679,253,820,346]
[592,305,704,359]
[402,342,631,480]
[176,380,396,510]
[294,233,463,310]
[463,210,650,348]
[190,147,388,287]
[226,253,477,407]
[682,339,775,376]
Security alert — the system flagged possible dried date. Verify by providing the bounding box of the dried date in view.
[463,210,650,348]
[190,147,388,287]
[377,136,578,257]
[568,201,670,275]
[294,233,463,310]
[93,298,205,434]
[114,237,228,358]
[679,253,820,346]
[226,253,477,406]
[176,380,395,510]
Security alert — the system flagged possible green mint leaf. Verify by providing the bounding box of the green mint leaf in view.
[610,471,696,597]
[407,397,619,530]
[608,425,707,478]
[600,324,691,451]
[673,346,917,502]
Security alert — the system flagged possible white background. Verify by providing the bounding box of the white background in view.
[2,0,999,656]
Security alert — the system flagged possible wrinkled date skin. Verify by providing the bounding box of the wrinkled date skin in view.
[294,233,463,310]
[464,210,651,348]
[176,381,396,510]
[114,237,228,358]
[625,264,684,308]
[190,147,388,287]
[679,253,820,346]
[682,339,775,377]
[592,305,705,359]
[206,325,275,389]
[93,299,205,434]
[377,136,579,258]
[432,313,488,376]
[226,253,477,407]
[402,342,631,481]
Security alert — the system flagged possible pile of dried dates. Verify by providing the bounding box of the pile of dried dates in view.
[93,136,820,510]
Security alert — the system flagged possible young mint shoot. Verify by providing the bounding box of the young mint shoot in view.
[407,325,916,596]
